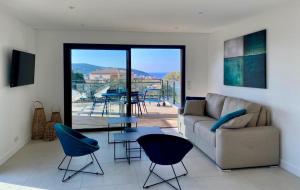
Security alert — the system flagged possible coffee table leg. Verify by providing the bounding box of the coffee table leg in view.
[128,141,131,165]
[107,124,110,143]
[113,141,116,160]
[125,141,128,158]
[139,145,142,159]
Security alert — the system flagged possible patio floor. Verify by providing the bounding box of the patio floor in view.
[72,102,179,129]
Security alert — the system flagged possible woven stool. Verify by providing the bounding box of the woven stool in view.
[32,101,46,140]
[43,121,57,141]
[51,111,62,123]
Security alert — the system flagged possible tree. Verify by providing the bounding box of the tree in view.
[163,71,180,81]
[72,71,85,83]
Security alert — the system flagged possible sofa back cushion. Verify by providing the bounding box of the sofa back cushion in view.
[257,106,271,126]
[221,114,253,129]
[210,109,246,132]
[221,97,261,127]
[205,93,226,119]
[183,100,206,116]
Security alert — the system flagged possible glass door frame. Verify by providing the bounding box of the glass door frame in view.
[64,43,185,131]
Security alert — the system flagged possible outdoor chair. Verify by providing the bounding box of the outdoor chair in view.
[137,134,193,190]
[131,91,143,116]
[139,89,148,113]
[121,91,143,116]
[54,123,104,182]
[102,89,118,116]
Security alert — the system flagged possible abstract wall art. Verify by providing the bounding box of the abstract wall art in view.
[224,30,267,88]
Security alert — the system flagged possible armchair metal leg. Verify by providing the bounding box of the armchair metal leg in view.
[58,154,104,182]
[171,165,181,190]
[143,161,188,190]
[58,155,67,170]
[92,153,104,175]
[181,161,188,175]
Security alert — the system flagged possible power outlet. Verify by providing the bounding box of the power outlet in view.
[14,136,19,143]
[187,81,191,90]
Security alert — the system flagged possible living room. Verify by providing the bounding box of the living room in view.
[0,0,300,190]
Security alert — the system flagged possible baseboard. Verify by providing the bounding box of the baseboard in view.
[0,138,29,166]
[281,159,300,177]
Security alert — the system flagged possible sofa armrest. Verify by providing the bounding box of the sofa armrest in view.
[216,126,280,169]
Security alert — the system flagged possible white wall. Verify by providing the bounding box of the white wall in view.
[207,3,300,177]
[0,10,37,164]
[35,30,209,119]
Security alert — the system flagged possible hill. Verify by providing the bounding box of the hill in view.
[72,63,151,77]
[72,63,104,75]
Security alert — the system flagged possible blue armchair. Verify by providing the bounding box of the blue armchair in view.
[54,124,104,182]
[137,134,193,190]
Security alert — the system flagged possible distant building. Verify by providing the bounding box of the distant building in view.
[89,69,134,81]
[89,69,126,81]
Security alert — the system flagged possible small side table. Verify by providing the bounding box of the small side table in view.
[113,127,163,164]
[106,116,139,144]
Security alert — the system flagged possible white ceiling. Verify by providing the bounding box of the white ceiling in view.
[0,0,296,33]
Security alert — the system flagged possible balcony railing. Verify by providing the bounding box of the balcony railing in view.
[72,78,180,106]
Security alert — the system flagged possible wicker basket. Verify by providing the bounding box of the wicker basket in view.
[43,121,57,141]
[51,111,62,123]
[32,101,46,140]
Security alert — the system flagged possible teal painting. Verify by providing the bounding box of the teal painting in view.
[224,30,266,88]
[224,57,243,86]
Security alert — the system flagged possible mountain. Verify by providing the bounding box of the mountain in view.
[132,69,151,77]
[72,63,104,75]
[72,63,151,77]
[148,72,168,79]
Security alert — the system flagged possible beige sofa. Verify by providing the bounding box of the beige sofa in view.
[178,93,280,170]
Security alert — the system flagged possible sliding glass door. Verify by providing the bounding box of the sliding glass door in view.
[70,49,129,130]
[64,44,185,130]
[131,48,182,128]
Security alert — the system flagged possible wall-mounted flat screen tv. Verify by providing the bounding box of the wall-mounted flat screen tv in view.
[10,50,35,87]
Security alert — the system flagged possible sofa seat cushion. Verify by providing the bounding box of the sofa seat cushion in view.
[221,97,261,127]
[205,93,226,120]
[183,115,216,128]
[194,120,216,147]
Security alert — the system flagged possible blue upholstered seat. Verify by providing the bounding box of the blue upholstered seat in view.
[137,134,193,190]
[54,123,104,182]
[54,123,99,157]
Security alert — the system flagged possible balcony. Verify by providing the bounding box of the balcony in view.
[72,79,180,129]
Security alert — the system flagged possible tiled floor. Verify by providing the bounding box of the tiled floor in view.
[0,128,300,190]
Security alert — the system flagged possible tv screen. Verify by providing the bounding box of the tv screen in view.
[10,50,35,87]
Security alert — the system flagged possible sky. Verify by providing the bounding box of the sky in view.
[71,48,180,73]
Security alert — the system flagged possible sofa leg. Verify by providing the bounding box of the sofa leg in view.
[216,165,231,172]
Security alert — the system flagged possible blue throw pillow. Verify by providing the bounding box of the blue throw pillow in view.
[210,109,246,132]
